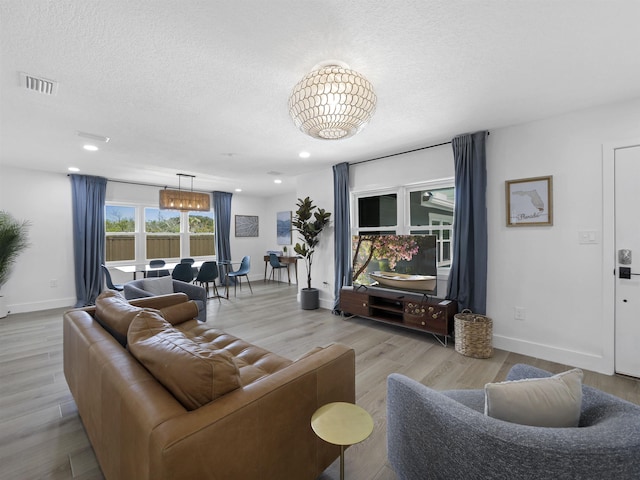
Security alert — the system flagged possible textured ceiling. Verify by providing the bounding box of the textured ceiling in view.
[2,1,640,196]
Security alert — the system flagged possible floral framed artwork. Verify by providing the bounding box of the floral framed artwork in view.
[506,176,553,227]
[235,215,259,237]
[276,211,292,245]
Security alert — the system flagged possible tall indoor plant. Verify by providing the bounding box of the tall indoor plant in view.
[292,197,331,310]
[0,211,31,318]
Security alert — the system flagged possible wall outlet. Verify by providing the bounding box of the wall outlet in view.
[514,306,526,320]
[50,279,58,288]
[322,281,330,289]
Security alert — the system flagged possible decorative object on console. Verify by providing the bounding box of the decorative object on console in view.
[289,61,376,140]
[506,175,553,226]
[0,210,31,318]
[159,173,210,212]
[352,234,437,296]
[292,197,331,309]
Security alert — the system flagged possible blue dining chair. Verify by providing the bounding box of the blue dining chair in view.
[172,262,194,283]
[226,256,252,297]
[268,253,287,284]
[101,264,124,291]
[147,259,170,278]
[195,261,221,302]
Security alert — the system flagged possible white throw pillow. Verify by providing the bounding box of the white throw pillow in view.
[484,368,583,427]
[142,276,174,296]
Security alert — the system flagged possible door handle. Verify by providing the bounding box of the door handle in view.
[619,267,640,279]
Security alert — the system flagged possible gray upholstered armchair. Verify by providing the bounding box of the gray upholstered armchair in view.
[123,277,207,322]
[387,364,640,480]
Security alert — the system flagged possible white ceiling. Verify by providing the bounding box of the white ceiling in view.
[2,1,640,196]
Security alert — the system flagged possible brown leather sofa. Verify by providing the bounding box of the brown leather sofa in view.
[63,291,356,480]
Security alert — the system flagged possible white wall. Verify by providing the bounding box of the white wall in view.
[0,167,76,312]
[295,168,335,308]
[314,96,640,374]
[487,97,640,374]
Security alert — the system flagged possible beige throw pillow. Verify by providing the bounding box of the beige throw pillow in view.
[142,276,174,295]
[127,310,242,410]
[484,368,583,427]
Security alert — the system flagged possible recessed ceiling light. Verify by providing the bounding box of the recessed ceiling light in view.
[68,167,80,172]
[235,188,242,192]
[274,179,282,184]
[299,151,310,158]
[83,144,98,151]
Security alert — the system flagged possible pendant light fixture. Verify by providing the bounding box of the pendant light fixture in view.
[288,61,377,140]
[159,174,210,212]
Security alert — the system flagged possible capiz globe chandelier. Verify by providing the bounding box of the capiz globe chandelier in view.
[288,61,377,140]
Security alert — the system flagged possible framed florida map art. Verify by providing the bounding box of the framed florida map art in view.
[506,176,553,227]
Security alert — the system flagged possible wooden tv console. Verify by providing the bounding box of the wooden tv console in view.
[339,285,457,345]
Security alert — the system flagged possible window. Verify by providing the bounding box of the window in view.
[408,187,454,268]
[106,202,215,264]
[145,208,181,259]
[353,181,454,268]
[189,211,215,256]
[105,205,136,261]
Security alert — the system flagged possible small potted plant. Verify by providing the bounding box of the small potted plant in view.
[0,211,31,318]
[292,197,331,310]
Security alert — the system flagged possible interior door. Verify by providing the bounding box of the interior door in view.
[614,145,640,377]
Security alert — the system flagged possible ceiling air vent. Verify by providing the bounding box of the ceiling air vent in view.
[20,72,59,95]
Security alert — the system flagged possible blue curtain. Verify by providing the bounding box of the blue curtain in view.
[70,174,107,307]
[332,162,352,313]
[446,131,488,314]
[213,191,233,283]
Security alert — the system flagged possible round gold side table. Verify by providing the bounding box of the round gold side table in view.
[311,402,374,480]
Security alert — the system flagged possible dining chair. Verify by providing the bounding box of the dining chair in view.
[268,253,287,284]
[226,255,253,297]
[148,259,170,278]
[172,262,195,283]
[101,264,124,291]
[181,257,199,277]
[194,261,221,302]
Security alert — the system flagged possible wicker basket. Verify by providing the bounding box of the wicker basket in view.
[454,309,493,358]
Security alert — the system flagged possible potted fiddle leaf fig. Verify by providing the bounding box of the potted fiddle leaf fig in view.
[292,197,331,310]
[0,211,31,318]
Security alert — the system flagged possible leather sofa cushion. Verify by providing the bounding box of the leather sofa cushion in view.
[155,300,199,325]
[95,290,142,346]
[128,310,242,410]
[177,320,293,387]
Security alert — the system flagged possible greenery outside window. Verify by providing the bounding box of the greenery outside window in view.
[145,208,180,259]
[105,205,136,261]
[189,211,215,256]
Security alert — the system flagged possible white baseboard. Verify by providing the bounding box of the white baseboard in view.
[493,334,614,375]
[8,297,76,314]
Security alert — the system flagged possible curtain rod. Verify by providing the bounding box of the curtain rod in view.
[67,175,213,194]
[349,131,489,166]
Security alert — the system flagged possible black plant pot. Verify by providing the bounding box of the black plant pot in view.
[300,288,319,310]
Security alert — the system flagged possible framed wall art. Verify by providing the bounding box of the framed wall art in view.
[506,176,553,227]
[276,211,292,245]
[235,215,259,237]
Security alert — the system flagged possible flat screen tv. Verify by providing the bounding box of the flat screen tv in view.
[352,234,438,296]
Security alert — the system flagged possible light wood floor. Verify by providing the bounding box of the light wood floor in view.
[2,281,639,479]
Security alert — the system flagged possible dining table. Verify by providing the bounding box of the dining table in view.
[114,260,205,280]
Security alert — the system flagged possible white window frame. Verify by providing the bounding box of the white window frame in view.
[352,177,454,274]
[105,202,215,265]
